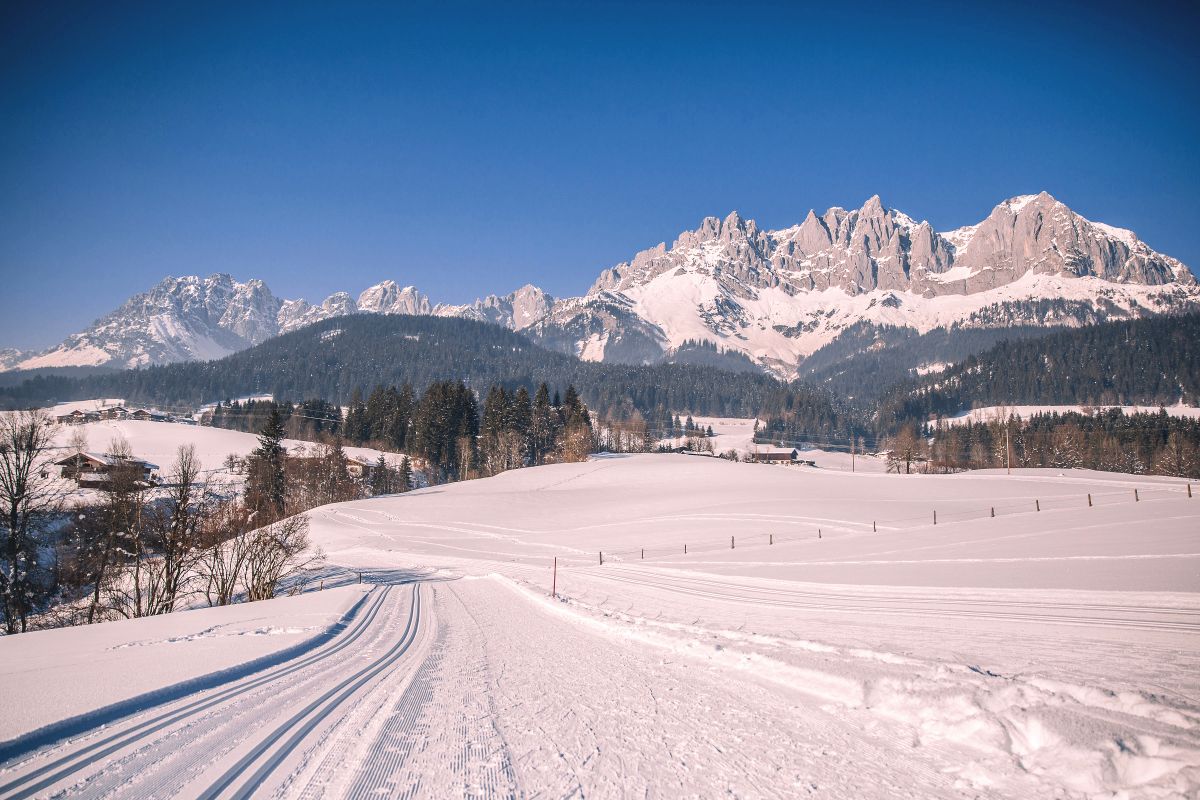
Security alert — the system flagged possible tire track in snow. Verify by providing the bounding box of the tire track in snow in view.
[580,567,1200,634]
[196,584,423,799]
[0,586,394,799]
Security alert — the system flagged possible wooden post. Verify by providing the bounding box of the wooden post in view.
[990,507,994,518]
[769,533,773,545]
[358,572,362,584]
[641,548,644,560]
[933,510,937,525]
[320,580,324,591]
[873,520,876,532]
[1189,483,1193,498]
[599,551,603,565]
[1035,499,1040,512]
[684,543,687,555]
[1087,493,1092,507]
[818,528,822,539]
[1135,489,1139,502]
[552,557,557,598]
[731,535,735,549]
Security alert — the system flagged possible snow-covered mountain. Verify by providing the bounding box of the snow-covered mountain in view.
[6,192,1197,377]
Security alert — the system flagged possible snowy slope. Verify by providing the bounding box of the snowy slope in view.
[3,454,1196,797]
[941,403,1200,426]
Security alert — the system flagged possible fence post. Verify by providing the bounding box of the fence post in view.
[731,536,735,549]
[1036,499,1040,512]
[818,528,822,539]
[873,520,876,532]
[552,557,557,598]
[599,551,603,565]
[358,572,362,584]
[1189,483,1193,498]
[684,543,687,555]
[933,510,937,525]
[990,507,994,518]
[1088,493,1092,507]
[641,548,644,560]
[320,580,324,591]
[769,533,773,545]
[1135,489,1139,502]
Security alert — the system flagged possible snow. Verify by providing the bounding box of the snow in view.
[619,264,1188,379]
[913,361,952,375]
[0,587,367,742]
[1005,194,1040,213]
[927,265,974,282]
[1090,220,1139,247]
[41,398,127,416]
[14,344,113,370]
[941,403,1200,426]
[2,452,1197,797]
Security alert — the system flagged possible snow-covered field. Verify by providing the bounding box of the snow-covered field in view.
[659,415,887,472]
[942,403,1200,426]
[47,419,408,493]
[2,450,1198,797]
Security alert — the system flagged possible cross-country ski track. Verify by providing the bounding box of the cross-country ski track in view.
[2,452,1199,797]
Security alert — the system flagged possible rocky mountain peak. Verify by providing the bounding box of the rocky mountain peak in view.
[4,192,1194,376]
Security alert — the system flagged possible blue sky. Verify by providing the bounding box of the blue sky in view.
[2,0,1198,350]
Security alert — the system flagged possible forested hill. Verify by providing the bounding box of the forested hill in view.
[0,314,854,432]
[876,313,1200,427]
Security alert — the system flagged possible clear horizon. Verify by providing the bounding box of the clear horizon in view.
[2,0,1198,350]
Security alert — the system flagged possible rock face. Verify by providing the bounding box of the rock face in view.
[5,192,1196,376]
[543,192,1196,374]
[13,275,279,371]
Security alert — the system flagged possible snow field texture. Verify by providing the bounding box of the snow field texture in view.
[0,414,1197,797]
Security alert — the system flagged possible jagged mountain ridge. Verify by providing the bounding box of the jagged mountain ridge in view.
[7,192,1197,377]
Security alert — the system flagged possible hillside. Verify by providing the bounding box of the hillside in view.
[877,313,1200,426]
[0,315,855,434]
[4,454,1196,797]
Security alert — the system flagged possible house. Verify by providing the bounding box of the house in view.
[128,408,168,422]
[99,406,129,420]
[346,455,375,479]
[55,409,99,425]
[54,452,159,488]
[751,448,799,464]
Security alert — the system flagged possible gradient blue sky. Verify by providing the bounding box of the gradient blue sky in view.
[2,0,1198,350]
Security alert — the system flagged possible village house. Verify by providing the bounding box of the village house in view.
[128,408,169,422]
[54,452,160,488]
[55,409,100,425]
[345,455,376,480]
[751,448,800,464]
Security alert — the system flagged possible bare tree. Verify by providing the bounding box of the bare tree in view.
[198,501,254,607]
[0,410,64,634]
[243,515,320,601]
[85,435,147,623]
[108,445,209,618]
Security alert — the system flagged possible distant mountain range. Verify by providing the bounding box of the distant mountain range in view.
[5,191,1197,379]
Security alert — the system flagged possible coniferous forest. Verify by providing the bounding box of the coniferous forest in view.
[2,312,1198,478]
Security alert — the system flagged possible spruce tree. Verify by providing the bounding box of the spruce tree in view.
[246,406,288,519]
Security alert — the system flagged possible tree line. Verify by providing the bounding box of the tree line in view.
[0,315,851,433]
[874,313,1200,429]
[882,409,1200,478]
[0,411,326,634]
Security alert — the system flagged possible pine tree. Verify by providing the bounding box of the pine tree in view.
[369,454,393,496]
[397,455,412,492]
[532,383,556,465]
[246,407,288,519]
